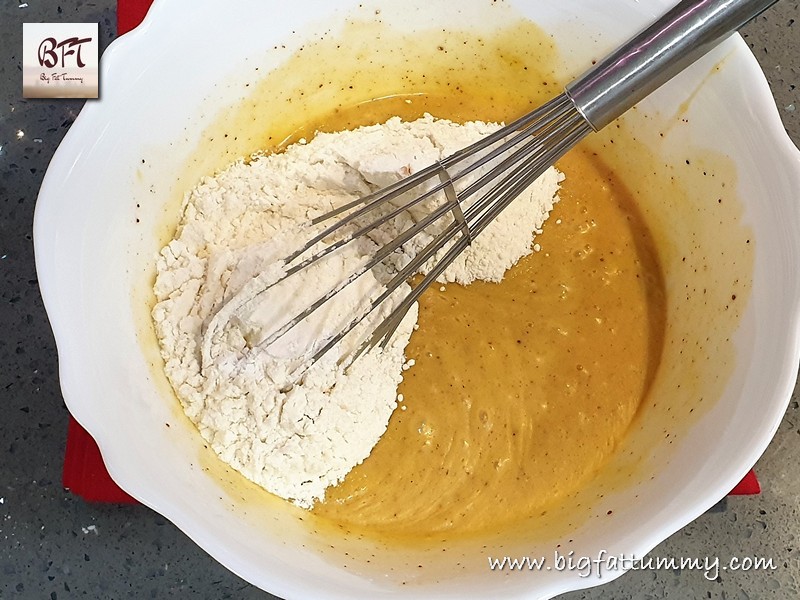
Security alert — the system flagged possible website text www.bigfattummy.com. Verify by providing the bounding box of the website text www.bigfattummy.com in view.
[487,551,777,581]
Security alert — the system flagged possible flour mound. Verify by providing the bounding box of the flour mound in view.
[152,114,563,508]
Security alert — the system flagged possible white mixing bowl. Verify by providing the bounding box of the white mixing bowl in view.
[34,0,800,598]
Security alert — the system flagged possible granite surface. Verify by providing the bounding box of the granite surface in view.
[0,1,798,599]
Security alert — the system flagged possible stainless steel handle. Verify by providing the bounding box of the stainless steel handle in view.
[565,0,779,131]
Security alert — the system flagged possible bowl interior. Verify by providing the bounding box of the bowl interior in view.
[34,0,800,598]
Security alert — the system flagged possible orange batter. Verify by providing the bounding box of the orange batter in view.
[313,148,666,539]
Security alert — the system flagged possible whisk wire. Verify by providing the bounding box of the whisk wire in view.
[204,93,593,379]
[253,174,467,353]
[438,166,471,243]
[311,217,466,367]
[342,102,592,360]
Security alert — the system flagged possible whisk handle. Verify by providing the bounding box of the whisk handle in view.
[565,0,779,131]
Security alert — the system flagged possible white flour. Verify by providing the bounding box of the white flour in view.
[153,115,563,508]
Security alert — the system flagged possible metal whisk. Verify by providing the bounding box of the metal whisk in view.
[202,0,779,379]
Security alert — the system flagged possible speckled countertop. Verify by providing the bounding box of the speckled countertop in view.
[1,1,798,599]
